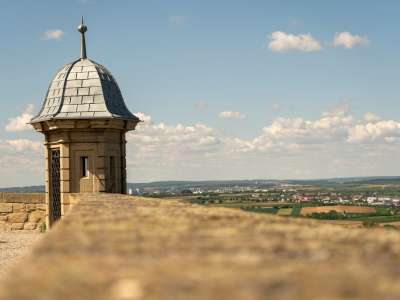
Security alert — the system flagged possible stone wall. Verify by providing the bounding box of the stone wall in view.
[0,193,45,231]
[1,193,400,299]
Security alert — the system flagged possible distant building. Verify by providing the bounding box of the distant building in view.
[30,19,140,227]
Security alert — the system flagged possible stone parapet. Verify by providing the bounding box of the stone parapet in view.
[0,193,45,231]
[1,193,400,299]
[0,193,45,204]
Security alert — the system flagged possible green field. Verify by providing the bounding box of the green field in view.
[346,215,400,223]
[277,208,292,216]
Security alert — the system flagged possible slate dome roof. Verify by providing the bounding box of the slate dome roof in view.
[31,19,138,123]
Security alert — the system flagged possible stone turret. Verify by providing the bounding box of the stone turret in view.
[30,18,139,227]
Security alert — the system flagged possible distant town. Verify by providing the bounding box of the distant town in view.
[123,177,400,208]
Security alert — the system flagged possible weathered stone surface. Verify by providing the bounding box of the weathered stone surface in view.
[28,211,45,223]
[8,213,28,223]
[1,193,400,300]
[23,223,37,230]
[26,204,37,212]
[12,204,26,213]
[10,223,24,230]
[0,222,9,231]
[35,204,46,211]
[0,204,12,213]
[0,216,8,221]
[0,193,45,204]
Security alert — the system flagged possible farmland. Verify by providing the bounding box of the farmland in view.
[181,191,400,228]
[300,205,376,215]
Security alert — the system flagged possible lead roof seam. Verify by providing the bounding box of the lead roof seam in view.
[31,65,69,122]
[93,61,133,118]
[93,64,112,117]
[108,72,134,118]
[53,59,81,118]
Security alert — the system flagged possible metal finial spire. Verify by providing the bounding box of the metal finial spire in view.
[77,16,88,59]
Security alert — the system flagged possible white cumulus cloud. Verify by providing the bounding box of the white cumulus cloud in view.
[122,108,400,182]
[4,107,400,185]
[5,104,35,132]
[348,120,400,143]
[5,139,42,153]
[268,31,322,52]
[218,111,246,119]
[333,32,369,49]
[42,29,64,40]
[0,139,43,186]
[364,112,380,122]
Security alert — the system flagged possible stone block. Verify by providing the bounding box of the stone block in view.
[0,221,9,231]
[82,79,101,87]
[60,158,70,169]
[75,120,91,128]
[12,203,26,212]
[89,104,107,112]
[95,157,105,169]
[8,213,28,223]
[70,66,82,72]
[60,170,70,180]
[60,145,70,158]
[82,96,94,103]
[70,96,83,105]
[11,223,24,230]
[61,104,78,113]
[64,88,78,96]
[78,88,90,96]
[0,204,12,213]
[77,104,90,112]
[29,211,45,223]
[89,87,102,95]
[68,72,77,80]
[80,112,95,117]
[36,204,47,211]
[0,215,8,221]
[26,204,37,212]
[66,80,83,88]
[60,181,70,193]
[88,71,98,79]
[67,112,80,117]
[23,223,37,230]
[81,66,97,72]
[94,112,110,117]
[0,193,45,203]
[77,72,89,80]
[93,95,104,103]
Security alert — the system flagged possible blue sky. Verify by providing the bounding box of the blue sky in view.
[1,0,400,186]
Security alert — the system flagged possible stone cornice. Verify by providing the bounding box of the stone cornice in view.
[32,119,139,133]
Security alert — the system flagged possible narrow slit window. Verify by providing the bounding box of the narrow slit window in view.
[81,156,89,177]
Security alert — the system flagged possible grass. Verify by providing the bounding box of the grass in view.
[191,197,400,224]
[39,222,46,233]
[349,215,400,223]
[241,207,279,214]
[291,205,302,217]
[277,208,293,216]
